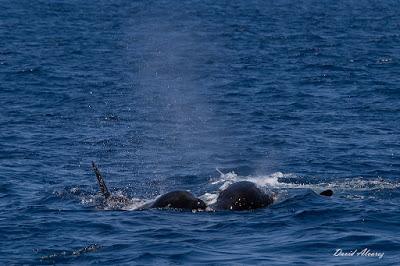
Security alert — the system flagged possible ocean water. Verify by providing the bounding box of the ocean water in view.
[1,0,399,264]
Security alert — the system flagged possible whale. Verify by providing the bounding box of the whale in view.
[147,190,206,210]
[91,162,206,211]
[214,181,274,210]
[92,162,332,211]
[213,181,333,211]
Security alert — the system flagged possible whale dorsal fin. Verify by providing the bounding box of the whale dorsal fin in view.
[92,162,111,198]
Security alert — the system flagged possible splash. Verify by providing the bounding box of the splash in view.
[212,169,400,191]
[40,244,102,262]
[199,192,219,206]
[57,171,400,211]
[212,168,285,190]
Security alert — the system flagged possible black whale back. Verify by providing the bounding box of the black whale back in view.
[151,191,206,210]
[215,181,274,210]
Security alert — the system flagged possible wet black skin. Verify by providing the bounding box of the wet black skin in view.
[319,189,333,196]
[214,182,333,211]
[150,190,206,210]
[92,162,206,211]
[92,162,332,211]
[215,181,274,211]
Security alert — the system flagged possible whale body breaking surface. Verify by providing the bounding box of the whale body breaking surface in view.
[91,162,333,211]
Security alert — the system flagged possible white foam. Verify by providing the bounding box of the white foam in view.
[210,169,400,192]
[70,171,399,211]
[211,169,285,190]
[199,192,219,205]
[121,198,151,211]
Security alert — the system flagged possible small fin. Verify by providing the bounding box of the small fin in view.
[92,161,111,198]
[320,189,333,197]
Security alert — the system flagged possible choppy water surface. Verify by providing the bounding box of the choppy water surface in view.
[1,0,399,264]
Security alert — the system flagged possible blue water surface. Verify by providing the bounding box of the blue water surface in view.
[1,0,399,265]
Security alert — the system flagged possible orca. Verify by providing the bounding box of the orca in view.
[149,190,206,210]
[213,181,333,211]
[214,181,274,211]
[91,162,206,211]
[91,162,333,211]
